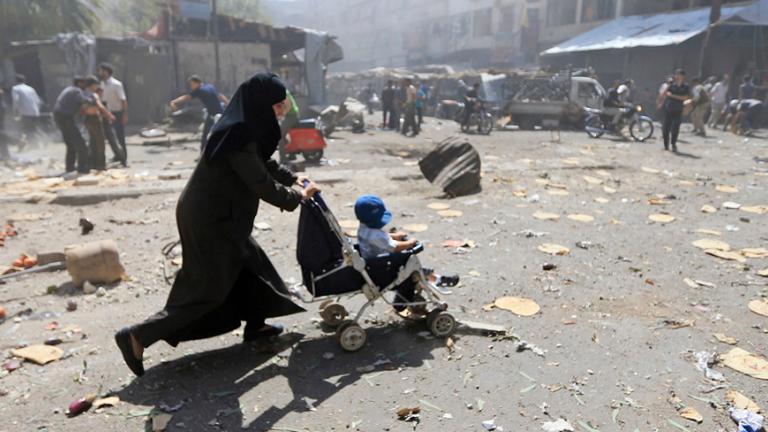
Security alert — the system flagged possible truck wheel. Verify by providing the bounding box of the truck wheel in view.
[518,118,535,130]
[303,150,324,162]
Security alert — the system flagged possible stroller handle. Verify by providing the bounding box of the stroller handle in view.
[302,179,328,210]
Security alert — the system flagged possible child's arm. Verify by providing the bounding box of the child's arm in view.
[389,231,408,241]
[393,238,418,252]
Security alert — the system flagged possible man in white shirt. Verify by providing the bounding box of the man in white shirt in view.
[708,74,729,128]
[11,74,43,146]
[98,63,128,166]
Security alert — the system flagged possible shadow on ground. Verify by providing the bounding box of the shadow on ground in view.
[118,325,440,430]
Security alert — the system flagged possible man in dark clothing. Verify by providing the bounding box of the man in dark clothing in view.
[54,77,91,173]
[170,75,230,151]
[739,75,755,100]
[661,69,691,153]
[381,80,395,129]
[462,83,480,128]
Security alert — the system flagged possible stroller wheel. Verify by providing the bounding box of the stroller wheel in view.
[427,310,456,338]
[320,303,348,327]
[337,320,367,352]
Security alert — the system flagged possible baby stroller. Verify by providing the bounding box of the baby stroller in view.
[289,188,456,352]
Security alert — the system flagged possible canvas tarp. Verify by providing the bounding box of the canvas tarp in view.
[541,5,745,56]
[728,0,768,26]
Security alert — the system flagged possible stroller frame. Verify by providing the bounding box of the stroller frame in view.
[285,191,456,351]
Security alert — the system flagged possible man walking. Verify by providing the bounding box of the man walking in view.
[661,69,691,153]
[401,78,419,137]
[708,74,729,128]
[170,75,229,151]
[11,74,42,148]
[98,63,128,166]
[82,76,115,171]
[690,77,710,137]
[381,80,395,129]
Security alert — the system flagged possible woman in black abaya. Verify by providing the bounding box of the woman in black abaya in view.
[115,73,319,377]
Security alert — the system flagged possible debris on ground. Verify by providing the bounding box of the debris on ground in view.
[729,408,764,432]
[537,244,570,256]
[419,136,481,197]
[726,390,761,413]
[748,299,768,317]
[65,240,126,286]
[722,348,768,380]
[492,296,540,316]
[694,351,725,381]
[67,394,96,417]
[11,344,64,365]
[541,418,575,431]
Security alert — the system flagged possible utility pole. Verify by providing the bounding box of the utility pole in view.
[698,0,722,77]
[212,0,221,88]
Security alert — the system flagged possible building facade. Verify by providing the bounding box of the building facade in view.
[265,0,746,72]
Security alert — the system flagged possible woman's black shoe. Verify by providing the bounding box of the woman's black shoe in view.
[115,328,144,377]
[243,323,284,343]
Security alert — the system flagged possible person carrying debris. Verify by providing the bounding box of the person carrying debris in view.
[169,75,230,151]
[115,73,320,377]
[354,195,459,311]
[690,77,711,137]
[82,76,115,171]
[730,99,763,135]
[661,69,691,153]
[708,74,729,128]
[401,78,419,137]
[53,77,110,173]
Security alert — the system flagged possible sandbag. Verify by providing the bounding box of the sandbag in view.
[419,136,482,197]
[65,240,125,287]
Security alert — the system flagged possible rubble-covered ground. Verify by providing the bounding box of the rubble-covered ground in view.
[0,118,767,432]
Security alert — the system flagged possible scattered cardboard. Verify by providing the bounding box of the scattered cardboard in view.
[11,345,64,365]
[438,209,463,218]
[427,203,451,210]
[722,348,768,380]
[705,249,747,263]
[649,214,676,223]
[567,214,595,223]
[403,224,429,233]
[716,185,739,194]
[725,390,761,413]
[533,211,560,221]
[494,297,541,317]
[692,239,731,251]
[538,244,570,256]
[748,299,768,317]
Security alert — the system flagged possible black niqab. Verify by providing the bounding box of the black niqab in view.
[204,73,287,162]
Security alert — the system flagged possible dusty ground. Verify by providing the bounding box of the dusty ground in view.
[0,118,767,432]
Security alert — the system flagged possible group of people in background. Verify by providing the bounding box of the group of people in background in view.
[51,63,128,173]
[656,70,765,152]
[379,78,430,137]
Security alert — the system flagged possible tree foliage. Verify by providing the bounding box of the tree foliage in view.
[0,0,101,41]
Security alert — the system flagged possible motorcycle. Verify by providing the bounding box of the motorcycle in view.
[455,99,494,135]
[584,104,654,142]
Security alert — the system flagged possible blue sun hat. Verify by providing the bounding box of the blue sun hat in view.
[354,195,392,229]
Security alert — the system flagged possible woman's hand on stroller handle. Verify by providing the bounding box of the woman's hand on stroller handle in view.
[300,180,321,200]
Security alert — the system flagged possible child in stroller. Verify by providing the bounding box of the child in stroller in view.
[354,195,459,312]
[293,187,458,352]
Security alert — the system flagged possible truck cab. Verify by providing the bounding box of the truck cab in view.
[571,77,606,110]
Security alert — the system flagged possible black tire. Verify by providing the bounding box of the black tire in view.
[630,118,654,142]
[303,150,323,162]
[518,118,535,131]
[585,116,604,138]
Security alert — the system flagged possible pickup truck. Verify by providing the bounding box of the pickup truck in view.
[502,76,607,130]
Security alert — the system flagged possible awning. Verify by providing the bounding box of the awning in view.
[541,5,744,56]
[727,0,768,25]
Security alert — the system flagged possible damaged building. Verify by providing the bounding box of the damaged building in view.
[541,0,768,110]
[4,4,342,125]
